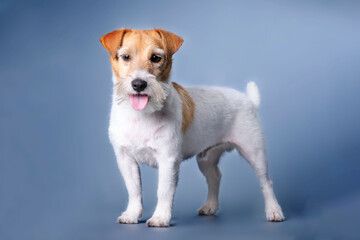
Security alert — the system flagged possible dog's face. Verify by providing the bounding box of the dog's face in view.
[100,29,183,112]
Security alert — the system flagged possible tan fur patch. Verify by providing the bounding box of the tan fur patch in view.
[100,29,183,83]
[100,28,129,58]
[172,82,195,134]
[110,56,120,79]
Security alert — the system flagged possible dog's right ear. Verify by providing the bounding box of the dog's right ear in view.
[100,28,129,58]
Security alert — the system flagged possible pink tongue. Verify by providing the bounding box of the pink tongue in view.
[130,94,149,111]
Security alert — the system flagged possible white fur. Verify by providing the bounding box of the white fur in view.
[117,47,129,58]
[153,48,165,55]
[246,81,260,108]
[109,71,284,227]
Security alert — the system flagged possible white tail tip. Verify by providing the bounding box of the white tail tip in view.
[246,81,260,108]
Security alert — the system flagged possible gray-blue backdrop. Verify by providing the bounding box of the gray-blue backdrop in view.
[1,0,360,239]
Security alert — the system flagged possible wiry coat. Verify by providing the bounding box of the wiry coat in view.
[101,28,284,227]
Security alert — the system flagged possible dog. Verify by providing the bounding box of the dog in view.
[100,28,284,227]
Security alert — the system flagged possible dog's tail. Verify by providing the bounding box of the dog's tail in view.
[246,81,260,109]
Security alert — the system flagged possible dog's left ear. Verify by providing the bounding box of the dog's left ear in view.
[155,29,184,56]
[100,28,129,58]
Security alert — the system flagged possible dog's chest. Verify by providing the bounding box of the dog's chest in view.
[109,106,174,166]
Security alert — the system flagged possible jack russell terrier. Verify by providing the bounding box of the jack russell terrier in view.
[100,28,284,227]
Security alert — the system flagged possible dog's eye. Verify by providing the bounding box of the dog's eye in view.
[150,54,162,63]
[121,54,131,61]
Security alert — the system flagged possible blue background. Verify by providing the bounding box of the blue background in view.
[1,0,360,239]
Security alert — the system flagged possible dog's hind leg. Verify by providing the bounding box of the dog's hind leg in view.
[230,127,285,222]
[196,143,233,216]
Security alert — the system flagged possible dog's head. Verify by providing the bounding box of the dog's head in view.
[100,29,183,112]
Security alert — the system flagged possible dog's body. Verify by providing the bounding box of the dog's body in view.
[101,29,284,227]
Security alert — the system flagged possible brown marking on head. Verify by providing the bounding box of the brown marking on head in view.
[154,29,183,56]
[172,82,195,134]
[100,29,183,83]
[109,56,120,79]
[100,28,130,58]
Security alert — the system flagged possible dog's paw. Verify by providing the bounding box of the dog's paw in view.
[266,204,285,222]
[198,202,218,216]
[146,215,170,227]
[117,211,141,224]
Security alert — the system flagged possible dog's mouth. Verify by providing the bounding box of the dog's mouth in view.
[130,94,149,111]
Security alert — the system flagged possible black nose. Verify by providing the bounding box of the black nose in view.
[131,79,147,92]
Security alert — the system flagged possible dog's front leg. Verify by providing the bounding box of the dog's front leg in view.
[146,157,180,227]
[115,149,142,224]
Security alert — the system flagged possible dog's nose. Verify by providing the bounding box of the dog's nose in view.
[131,79,147,92]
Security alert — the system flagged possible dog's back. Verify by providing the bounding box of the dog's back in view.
[181,83,259,159]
